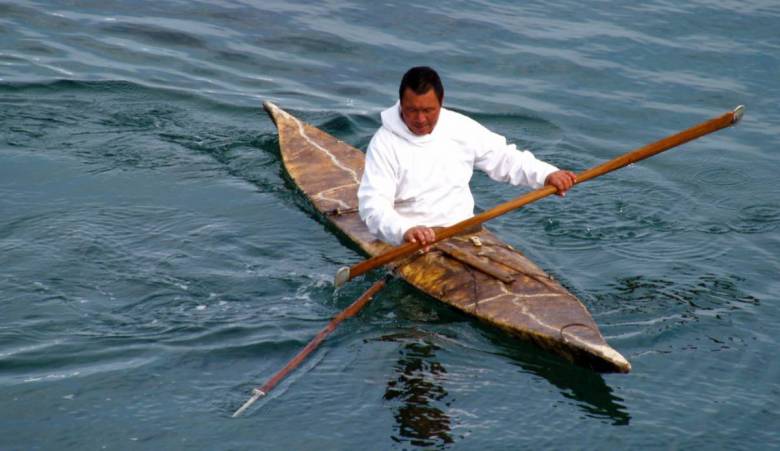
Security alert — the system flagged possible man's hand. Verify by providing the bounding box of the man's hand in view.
[403,225,436,252]
[545,170,577,196]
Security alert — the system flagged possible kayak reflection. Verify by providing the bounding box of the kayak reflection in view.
[374,325,630,448]
[485,327,631,426]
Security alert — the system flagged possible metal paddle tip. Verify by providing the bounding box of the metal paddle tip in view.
[733,105,745,124]
[334,266,351,288]
[232,389,266,418]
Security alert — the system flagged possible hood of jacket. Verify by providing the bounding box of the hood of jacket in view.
[380,101,453,146]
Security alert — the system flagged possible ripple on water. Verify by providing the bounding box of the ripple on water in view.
[694,222,732,234]
[100,21,208,49]
[534,173,745,262]
[693,167,749,187]
[593,271,760,348]
[728,203,780,234]
[606,231,731,263]
[468,110,564,143]
[521,176,694,254]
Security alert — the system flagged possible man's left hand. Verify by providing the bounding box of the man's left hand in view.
[545,170,577,196]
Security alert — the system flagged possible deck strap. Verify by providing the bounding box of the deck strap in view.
[324,206,359,216]
[436,241,516,284]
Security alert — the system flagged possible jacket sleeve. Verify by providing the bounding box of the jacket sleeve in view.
[358,132,415,245]
[471,121,558,188]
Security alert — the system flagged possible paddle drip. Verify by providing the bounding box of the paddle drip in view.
[232,276,390,417]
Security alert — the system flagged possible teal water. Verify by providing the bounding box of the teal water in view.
[1,1,779,449]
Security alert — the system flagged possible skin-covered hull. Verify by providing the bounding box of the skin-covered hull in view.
[264,101,630,373]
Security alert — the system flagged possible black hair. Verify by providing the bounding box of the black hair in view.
[399,66,444,104]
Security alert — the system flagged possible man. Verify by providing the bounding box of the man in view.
[358,66,576,248]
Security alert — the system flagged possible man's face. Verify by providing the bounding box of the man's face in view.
[400,88,442,136]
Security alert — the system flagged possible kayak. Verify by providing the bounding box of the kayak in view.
[264,101,630,373]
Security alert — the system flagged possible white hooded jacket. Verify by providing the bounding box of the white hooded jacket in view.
[358,102,558,245]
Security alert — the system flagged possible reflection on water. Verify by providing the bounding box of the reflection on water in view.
[535,360,631,426]
[381,336,454,448]
[482,327,632,426]
[375,326,631,450]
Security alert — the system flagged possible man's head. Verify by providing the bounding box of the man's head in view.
[398,66,444,136]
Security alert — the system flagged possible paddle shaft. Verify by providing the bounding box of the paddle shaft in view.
[232,276,389,417]
[339,106,743,285]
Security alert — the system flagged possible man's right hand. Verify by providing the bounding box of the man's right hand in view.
[403,226,436,251]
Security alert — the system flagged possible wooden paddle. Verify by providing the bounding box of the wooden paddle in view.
[232,275,390,417]
[334,105,745,287]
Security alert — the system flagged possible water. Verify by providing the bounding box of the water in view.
[1,0,779,449]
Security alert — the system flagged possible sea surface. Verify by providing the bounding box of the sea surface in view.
[1,1,779,449]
